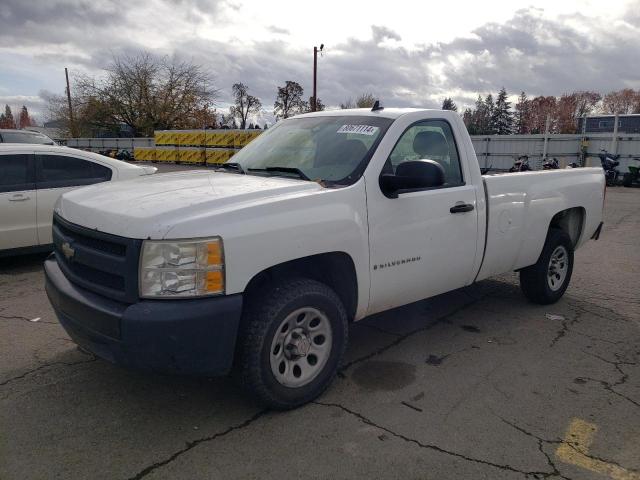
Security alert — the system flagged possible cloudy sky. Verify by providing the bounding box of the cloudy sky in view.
[1,0,639,124]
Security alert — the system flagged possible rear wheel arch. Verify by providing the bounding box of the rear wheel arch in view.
[548,207,585,248]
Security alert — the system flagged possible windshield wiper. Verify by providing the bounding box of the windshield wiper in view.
[216,162,245,174]
[247,166,310,181]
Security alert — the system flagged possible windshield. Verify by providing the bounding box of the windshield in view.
[1,131,56,145]
[230,115,393,185]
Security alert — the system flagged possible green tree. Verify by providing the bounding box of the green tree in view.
[462,107,477,134]
[484,94,496,134]
[0,105,15,128]
[491,87,513,135]
[514,91,530,134]
[441,97,457,111]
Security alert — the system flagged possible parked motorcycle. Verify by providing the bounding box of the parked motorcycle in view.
[598,149,620,186]
[622,157,640,187]
[543,157,559,169]
[115,149,134,161]
[509,155,531,172]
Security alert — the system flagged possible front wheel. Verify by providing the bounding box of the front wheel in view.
[236,278,348,410]
[520,229,574,304]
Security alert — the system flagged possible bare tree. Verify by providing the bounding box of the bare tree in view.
[527,96,557,134]
[339,98,356,109]
[556,91,600,133]
[51,53,218,137]
[302,96,324,113]
[274,81,306,119]
[229,83,262,129]
[356,93,377,108]
[18,106,33,128]
[602,89,640,114]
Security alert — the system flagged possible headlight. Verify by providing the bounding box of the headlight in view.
[139,237,224,298]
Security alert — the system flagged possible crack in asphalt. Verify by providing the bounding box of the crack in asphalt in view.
[499,417,640,476]
[126,409,269,480]
[577,350,640,409]
[0,355,97,388]
[0,313,57,325]
[314,401,560,478]
[549,308,582,348]
[548,299,633,349]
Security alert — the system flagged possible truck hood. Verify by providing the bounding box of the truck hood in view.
[55,170,323,238]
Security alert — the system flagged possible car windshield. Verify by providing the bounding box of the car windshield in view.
[230,115,393,185]
[1,131,55,145]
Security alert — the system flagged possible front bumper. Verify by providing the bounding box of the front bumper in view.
[44,255,243,376]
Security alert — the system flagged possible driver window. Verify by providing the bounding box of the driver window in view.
[386,120,463,186]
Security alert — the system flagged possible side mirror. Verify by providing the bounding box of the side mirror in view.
[380,160,445,198]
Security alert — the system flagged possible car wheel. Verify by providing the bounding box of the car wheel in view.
[520,228,574,305]
[236,278,348,410]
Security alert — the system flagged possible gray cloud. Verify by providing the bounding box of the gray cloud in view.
[371,25,402,43]
[1,4,639,117]
[267,25,290,35]
[0,0,130,45]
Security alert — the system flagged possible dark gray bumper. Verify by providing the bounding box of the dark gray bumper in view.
[45,255,243,376]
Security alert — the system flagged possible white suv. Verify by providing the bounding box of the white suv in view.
[0,144,157,256]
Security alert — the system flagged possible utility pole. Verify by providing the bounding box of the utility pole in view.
[312,44,323,112]
[65,67,75,137]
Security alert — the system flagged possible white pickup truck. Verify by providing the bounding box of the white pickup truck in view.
[45,108,604,409]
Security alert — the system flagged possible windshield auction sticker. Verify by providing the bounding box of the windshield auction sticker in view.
[337,125,379,135]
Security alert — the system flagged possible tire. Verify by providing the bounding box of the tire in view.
[623,173,633,187]
[236,278,348,410]
[520,228,574,305]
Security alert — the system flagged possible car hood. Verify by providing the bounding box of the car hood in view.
[55,170,323,238]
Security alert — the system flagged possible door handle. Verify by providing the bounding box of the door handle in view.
[450,203,474,213]
[9,194,30,202]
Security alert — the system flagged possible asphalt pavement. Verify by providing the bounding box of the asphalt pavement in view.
[1,177,638,480]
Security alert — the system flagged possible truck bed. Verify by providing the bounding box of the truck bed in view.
[475,167,604,281]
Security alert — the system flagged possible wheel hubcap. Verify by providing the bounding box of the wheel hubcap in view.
[269,307,333,388]
[547,246,568,291]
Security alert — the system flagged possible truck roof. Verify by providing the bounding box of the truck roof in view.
[295,108,447,120]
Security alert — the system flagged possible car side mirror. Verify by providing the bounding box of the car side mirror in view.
[379,160,445,198]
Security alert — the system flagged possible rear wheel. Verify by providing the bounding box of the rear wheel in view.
[623,172,633,187]
[236,278,348,410]
[520,229,574,304]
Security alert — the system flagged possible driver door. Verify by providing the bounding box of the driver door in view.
[366,119,479,314]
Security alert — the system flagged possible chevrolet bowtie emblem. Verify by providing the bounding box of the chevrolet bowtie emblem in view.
[61,241,75,260]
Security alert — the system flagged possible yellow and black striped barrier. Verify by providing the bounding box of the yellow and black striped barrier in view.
[134,128,261,166]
